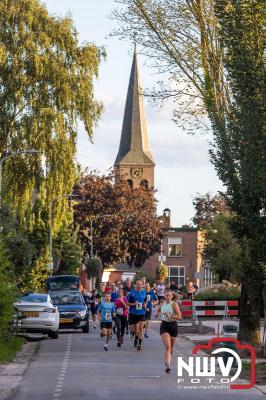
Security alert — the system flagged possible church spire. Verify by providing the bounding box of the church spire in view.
[114,48,155,166]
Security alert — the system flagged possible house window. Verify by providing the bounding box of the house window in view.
[168,237,182,257]
[168,266,185,286]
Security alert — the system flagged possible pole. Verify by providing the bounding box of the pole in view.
[49,200,53,270]
[90,217,93,258]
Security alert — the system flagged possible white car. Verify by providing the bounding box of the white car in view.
[14,293,59,339]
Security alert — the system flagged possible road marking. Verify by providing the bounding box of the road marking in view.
[52,334,72,400]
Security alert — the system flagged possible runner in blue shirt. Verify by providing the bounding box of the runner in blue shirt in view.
[127,280,147,351]
[97,292,116,351]
[144,283,158,338]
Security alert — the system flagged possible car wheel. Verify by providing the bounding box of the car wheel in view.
[49,331,59,339]
[82,323,89,333]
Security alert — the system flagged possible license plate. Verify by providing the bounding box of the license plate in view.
[60,318,73,323]
[23,311,39,318]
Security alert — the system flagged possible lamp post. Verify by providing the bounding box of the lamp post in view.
[0,149,44,229]
[89,214,117,258]
[49,194,79,271]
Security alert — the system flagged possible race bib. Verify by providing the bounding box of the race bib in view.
[136,302,142,311]
[105,312,111,321]
[147,295,151,302]
[116,308,123,315]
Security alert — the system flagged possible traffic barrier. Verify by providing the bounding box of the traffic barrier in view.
[180,300,193,318]
[225,300,239,318]
[192,300,239,320]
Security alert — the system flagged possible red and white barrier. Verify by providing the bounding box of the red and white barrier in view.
[180,300,239,320]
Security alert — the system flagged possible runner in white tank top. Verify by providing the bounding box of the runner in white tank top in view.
[156,289,182,374]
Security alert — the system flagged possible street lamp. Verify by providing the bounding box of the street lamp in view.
[49,194,79,271]
[89,214,117,258]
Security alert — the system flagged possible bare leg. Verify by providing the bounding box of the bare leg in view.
[161,333,172,370]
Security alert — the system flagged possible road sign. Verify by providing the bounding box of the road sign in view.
[158,255,166,262]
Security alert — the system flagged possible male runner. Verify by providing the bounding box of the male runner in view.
[97,292,116,351]
[144,283,158,338]
[127,280,147,351]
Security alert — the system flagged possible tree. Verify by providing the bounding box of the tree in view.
[0,236,17,338]
[203,213,241,282]
[73,170,163,268]
[192,192,230,226]
[53,225,83,275]
[0,0,104,234]
[112,0,266,344]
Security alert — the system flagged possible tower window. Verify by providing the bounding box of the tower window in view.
[140,179,148,189]
[127,179,133,189]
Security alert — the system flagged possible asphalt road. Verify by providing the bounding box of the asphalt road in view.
[11,321,265,400]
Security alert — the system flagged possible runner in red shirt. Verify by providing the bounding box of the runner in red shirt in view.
[114,288,129,347]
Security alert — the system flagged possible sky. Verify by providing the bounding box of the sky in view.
[42,0,224,226]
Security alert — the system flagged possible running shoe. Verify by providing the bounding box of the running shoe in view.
[117,342,121,347]
[165,367,171,374]
[104,344,108,351]
[136,342,142,351]
[144,333,149,338]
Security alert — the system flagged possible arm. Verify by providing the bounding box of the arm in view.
[172,302,182,320]
[155,305,162,319]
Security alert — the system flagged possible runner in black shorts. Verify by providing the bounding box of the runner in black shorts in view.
[127,280,147,351]
[156,289,181,373]
[144,283,158,338]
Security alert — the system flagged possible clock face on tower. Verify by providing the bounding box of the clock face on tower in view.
[131,168,143,178]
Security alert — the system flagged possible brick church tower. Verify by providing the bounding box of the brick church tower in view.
[114,48,155,188]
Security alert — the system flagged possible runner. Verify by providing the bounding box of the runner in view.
[156,288,182,374]
[114,288,128,347]
[97,292,116,351]
[127,280,147,351]
[144,283,158,338]
[123,278,132,335]
[88,289,99,329]
[156,279,166,303]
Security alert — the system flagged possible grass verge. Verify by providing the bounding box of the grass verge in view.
[0,336,26,363]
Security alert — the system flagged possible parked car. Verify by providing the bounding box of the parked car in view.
[14,293,59,339]
[50,291,89,333]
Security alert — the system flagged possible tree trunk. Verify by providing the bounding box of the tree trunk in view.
[238,278,262,345]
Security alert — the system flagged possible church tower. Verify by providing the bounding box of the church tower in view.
[114,48,155,189]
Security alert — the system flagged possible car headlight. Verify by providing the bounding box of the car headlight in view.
[77,310,87,318]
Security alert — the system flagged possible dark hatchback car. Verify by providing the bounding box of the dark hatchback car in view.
[50,291,89,333]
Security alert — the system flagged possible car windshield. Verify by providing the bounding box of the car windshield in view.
[51,294,83,305]
[20,294,48,303]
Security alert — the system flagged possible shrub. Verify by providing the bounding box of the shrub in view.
[194,284,240,301]
[156,263,168,280]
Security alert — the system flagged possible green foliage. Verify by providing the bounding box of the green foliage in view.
[0,0,104,234]
[86,257,102,280]
[203,213,241,282]
[133,271,155,285]
[53,225,83,275]
[194,284,240,301]
[0,236,17,338]
[18,247,51,292]
[0,336,25,363]
[156,263,168,280]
